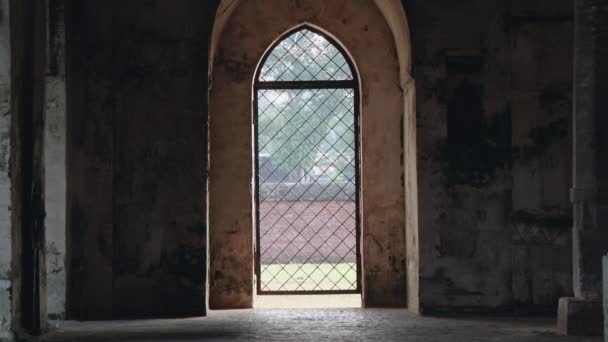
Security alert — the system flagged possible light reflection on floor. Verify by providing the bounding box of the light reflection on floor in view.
[254,294,361,309]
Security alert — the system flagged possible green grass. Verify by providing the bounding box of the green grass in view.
[260,262,357,292]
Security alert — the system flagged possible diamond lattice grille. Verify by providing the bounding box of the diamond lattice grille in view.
[259,29,353,82]
[256,28,359,294]
[257,87,358,292]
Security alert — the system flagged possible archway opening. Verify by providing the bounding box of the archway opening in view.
[253,26,361,308]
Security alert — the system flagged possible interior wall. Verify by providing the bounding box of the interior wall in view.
[409,0,574,312]
[209,0,407,308]
[65,1,114,319]
[9,0,48,334]
[36,0,576,318]
[65,0,214,320]
[0,0,11,336]
[509,1,573,311]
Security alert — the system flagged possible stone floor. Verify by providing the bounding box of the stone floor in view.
[39,309,602,342]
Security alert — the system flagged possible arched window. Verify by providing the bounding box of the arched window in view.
[254,26,360,294]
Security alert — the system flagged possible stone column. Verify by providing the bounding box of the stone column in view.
[557,0,608,336]
[9,0,48,336]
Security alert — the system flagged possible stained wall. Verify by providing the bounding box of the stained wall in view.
[0,0,11,336]
[409,0,574,312]
[65,0,215,320]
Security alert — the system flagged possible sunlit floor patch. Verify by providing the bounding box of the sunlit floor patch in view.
[260,262,357,292]
[254,294,361,309]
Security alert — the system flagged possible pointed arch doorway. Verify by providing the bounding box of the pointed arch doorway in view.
[253,26,361,294]
[208,0,417,310]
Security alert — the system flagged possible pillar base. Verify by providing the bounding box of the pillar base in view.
[557,297,603,336]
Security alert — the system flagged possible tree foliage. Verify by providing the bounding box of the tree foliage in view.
[257,28,356,184]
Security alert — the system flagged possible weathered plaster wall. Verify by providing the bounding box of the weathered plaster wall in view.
[509,1,573,311]
[66,1,214,320]
[209,0,406,308]
[45,1,67,320]
[45,77,66,320]
[0,0,11,337]
[409,0,574,312]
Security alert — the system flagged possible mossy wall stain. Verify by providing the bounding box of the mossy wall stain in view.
[413,0,573,312]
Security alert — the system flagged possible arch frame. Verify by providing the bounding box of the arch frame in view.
[210,0,412,86]
[208,0,418,311]
[253,23,360,85]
